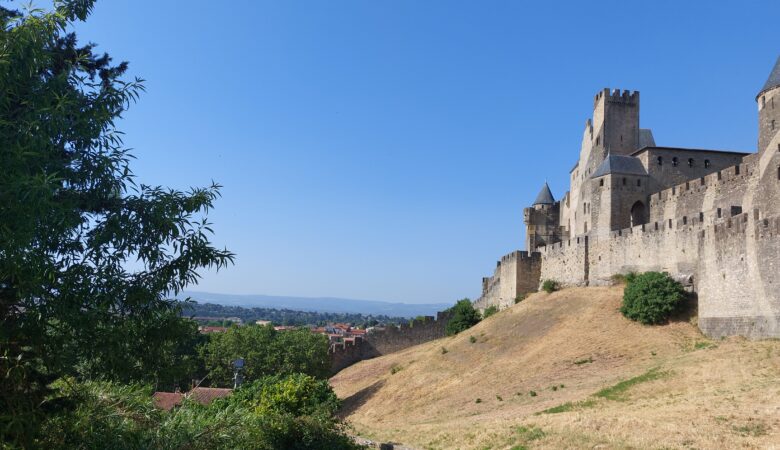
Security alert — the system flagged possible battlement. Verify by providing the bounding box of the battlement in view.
[498,250,539,265]
[594,88,639,108]
[328,310,454,374]
[649,159,756,207]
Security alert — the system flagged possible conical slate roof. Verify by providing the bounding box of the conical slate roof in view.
[533,182,555,205]
[758,56,780,97]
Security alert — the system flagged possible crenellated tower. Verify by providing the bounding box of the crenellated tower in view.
[592,89,640,156]
[757,56,780,154]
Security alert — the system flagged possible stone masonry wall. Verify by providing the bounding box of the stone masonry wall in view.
[329,310,453,374]
[539,236,588,287]
[474,251,541,311]
[537,154,780,338]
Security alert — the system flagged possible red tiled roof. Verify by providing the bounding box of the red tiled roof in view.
[153,387,232,410]
[188,387,232,405]
[153,392,184,410]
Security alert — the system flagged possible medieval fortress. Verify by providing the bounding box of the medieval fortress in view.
[474,57,780,339]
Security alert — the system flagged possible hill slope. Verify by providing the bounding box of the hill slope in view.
[330,286,780,449]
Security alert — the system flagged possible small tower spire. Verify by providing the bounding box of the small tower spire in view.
[758,56,780,99]
[532,182,555,206]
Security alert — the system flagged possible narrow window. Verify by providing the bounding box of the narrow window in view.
[735,165,741,175]
[595,136,600,146]
[704,159,710,168]
[772,120,776,130]
[622,177,627,185]
[699,212,704,222]
[688,158,694,167]
[777,166,780,180]
[637,179,641,187]
[599,179,604,187]
[683,216,688,225]
[672,157,678,166]
[668,219,672,228]
[657,156,663,165]
[717,208,722,218]
[777,143,780,152]
[762,96,766,108]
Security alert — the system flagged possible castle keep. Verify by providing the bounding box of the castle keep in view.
[475,57,780,339]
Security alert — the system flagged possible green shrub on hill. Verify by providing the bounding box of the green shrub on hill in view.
[445,299,481,336]
[620,272,685,325]
[541,280,559,293]
[483,305,499,318]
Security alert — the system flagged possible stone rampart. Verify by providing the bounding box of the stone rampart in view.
[532,155,780,338]
[539,236,589,287]
[474,251,541,311]
[329,311,453,374]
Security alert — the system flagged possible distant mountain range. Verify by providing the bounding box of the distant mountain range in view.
[179,291,451,318]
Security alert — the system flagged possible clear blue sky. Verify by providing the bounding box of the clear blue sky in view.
[63,0,779,303]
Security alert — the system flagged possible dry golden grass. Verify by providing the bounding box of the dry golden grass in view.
[330,286,780,449]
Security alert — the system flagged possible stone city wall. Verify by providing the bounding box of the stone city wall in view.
[534,155,780,338]
[474,251,541,311]
[539,236,589,287]
[329,310,453,374]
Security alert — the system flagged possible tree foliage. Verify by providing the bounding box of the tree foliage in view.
[620,272,685,325]
[444,298,481,336]
[200,325,330,386]
[0,1,232,444]
[37,376,361,450]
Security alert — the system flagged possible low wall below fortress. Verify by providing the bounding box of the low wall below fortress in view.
[329,310,453,374]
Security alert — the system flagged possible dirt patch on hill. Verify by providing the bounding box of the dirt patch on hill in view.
[331,286,780,449]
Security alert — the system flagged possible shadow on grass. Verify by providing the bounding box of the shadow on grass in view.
[338,379,386,418]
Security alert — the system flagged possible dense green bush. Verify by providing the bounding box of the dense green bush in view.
[482,305,499,318]
[444,298,482,336]
[38,376,361,450]
[620,272,685,324]
[541,280,559,293]
[200,325,330,386]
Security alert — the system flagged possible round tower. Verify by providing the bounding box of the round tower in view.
[757,56,780,154]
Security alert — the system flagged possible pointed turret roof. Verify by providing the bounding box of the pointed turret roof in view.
[758,56,780,98]
[533,182,555,205]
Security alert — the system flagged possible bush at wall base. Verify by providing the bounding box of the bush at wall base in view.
[482,305,499,318]
[445,299,482,336]
[541,280,559,294]
[620,272,685,325]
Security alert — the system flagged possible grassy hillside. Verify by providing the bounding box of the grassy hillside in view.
[330,286,780,449]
